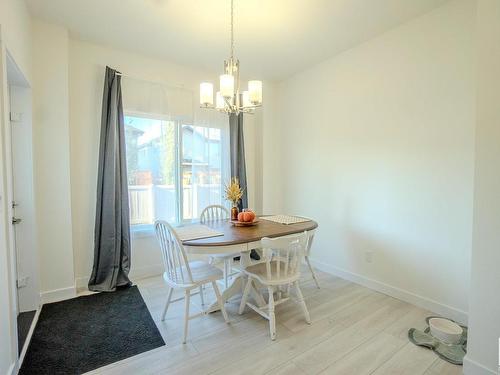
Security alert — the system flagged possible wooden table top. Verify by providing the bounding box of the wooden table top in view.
[182,217,318,247]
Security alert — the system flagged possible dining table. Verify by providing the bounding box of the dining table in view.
[181,216,318,312]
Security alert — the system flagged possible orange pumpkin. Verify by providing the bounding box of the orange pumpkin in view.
[238,211,255,222]
[247,211,256,221]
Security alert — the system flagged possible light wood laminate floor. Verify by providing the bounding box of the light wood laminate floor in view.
[85,267,462,375]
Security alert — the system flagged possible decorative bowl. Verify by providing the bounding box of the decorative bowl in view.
[428,317,463,344]
[230,219,259,227]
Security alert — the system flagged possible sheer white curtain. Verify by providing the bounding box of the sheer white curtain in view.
[121,76,229,228]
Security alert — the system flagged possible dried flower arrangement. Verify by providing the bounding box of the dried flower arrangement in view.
[224,177,244,207]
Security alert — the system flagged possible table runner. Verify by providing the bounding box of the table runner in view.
[175,224,224,242]
[260,215,311,225]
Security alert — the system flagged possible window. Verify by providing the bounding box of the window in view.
[124,115,228,230]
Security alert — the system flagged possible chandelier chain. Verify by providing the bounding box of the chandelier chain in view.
[230,0,234,59]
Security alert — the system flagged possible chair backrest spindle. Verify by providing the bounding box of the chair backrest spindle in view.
[260,231,308,281]
[200,205,229,223]
[154,220,194,286]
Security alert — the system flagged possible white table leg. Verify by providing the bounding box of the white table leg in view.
[207,251,266,312]
[206,275,243,313]
[249,279,266,307]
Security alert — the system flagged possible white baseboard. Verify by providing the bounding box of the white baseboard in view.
[40,285,76,304]
[75,264,163,293]
[463,355,497,375]
[310,258,468,325]
[75,276,90,291]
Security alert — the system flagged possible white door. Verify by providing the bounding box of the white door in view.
[9,85,39,312]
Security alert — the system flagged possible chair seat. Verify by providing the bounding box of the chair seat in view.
[164,261,223,286]
[243,261,300,285]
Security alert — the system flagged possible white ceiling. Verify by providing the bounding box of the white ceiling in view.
[26,0,449,81]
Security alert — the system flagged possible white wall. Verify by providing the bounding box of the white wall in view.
[68,39,261,289]
[464,1,500,374]
[257,81,283,215]
[274,0,475,323]
[32,20,75,302]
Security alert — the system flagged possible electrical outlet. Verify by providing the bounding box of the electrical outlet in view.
[17,276,29,288]
[364,251,373,263]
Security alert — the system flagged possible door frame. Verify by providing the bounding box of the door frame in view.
[0,27,20,375]
[0,27,40,374]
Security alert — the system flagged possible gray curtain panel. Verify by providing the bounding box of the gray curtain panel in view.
[88,66,132,292]
[229,113,248,210]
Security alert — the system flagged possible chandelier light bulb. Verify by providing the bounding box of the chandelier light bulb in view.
[241,91,251,108]
[216,91,225,110]
[200,82,214,106]
[220,74,235,98]
[248,80,262,104]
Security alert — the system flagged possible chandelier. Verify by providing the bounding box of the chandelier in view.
[199,0,262,115]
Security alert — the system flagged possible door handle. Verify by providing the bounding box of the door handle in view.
[12,217,22,225]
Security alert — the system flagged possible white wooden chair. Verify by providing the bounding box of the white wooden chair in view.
[200,205,240,288]
[238,232,311,340]
[154,220,229,344]
[304,230,320,288]
[199,204,229,223]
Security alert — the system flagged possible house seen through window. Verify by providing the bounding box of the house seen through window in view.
[124,115,227,229]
